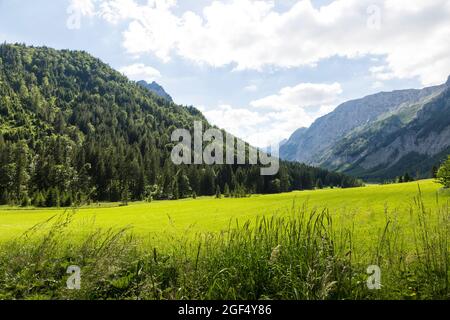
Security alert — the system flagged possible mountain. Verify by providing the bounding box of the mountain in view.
[137,80,173,102]
[280,128,307,160]
[280,77,450,181]
[0,43,360,206]
[261,138,287,153]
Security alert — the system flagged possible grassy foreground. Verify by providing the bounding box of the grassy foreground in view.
[0,180,449,300]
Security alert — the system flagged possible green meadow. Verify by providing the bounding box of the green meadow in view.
[0,179,446,243]
[1,179,449,300]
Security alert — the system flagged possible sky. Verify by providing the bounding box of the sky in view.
[1,0,449,147]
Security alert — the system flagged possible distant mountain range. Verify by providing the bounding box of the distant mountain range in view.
[280,76,450,181]
[137,80,173,102]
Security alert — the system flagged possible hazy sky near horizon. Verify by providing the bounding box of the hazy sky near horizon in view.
[1,0,449,147]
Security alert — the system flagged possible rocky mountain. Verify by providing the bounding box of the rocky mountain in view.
[280,76,450,181]
[137,80,173,102]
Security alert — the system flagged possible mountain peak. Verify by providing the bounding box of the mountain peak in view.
[280,80,450,181]
[138,80,173,102]
[446,75,450,85]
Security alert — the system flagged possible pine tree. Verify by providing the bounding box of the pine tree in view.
[121,183,130,206]
[316,178,323,189]
[403,172,412,182]
[432,165,439,179]
[215,185,222,199]
[173,179,180,200]
[178,174,192,198]
[436,156,450,188]
[224,183,230,198]
[20,194,31,207]
[46,188,60,207]
[13,141,30,202]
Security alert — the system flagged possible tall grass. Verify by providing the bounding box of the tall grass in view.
[0,192,448,300]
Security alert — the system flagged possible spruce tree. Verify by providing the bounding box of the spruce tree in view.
[215,185,222,199]
[224,183,230,198]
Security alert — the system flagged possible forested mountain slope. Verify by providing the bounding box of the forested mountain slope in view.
[0,44,360,206]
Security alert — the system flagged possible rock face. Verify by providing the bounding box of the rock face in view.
[280,77,450,181]
[137,80,173,102]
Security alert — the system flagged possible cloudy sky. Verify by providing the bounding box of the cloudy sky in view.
[1,0,449,147]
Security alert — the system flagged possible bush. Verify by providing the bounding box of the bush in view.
[436,156,450,188]
[32,192,46,207]
[45,188,60,207]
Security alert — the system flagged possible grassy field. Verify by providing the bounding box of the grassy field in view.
[0,179,446,243]
[0,180,449,300]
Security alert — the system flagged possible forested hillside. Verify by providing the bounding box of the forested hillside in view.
[0,44,361,207]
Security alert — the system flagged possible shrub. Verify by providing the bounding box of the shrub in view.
[436,156,450,188]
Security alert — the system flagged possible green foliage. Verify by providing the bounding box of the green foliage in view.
[45,187,60,207]
[269,179,281,193]
[223,183,230,198]
[215,185,221,199]
[436,156,450,188]
[316,178,323,189]
[32,191,45,207]
[396,172,415,184]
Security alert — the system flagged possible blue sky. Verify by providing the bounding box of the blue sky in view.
[1,0,449,147]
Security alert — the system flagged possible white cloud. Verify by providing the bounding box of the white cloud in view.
[251,82,342,111]
[369,65,396,81]
[97,0,140,24]
[244,84,258,92]
[118,63,161,82]
[203,104,266,137]
[372,81,384,89]
[70,0,96,16]
[81,0,450,86]
[203,104,282,147]
[203,82,343,147]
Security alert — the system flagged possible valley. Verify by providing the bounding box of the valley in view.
[0,179,445,243]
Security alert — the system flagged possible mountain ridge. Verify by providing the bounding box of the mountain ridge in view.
[280,78,450,181]
[137,80,173,103]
